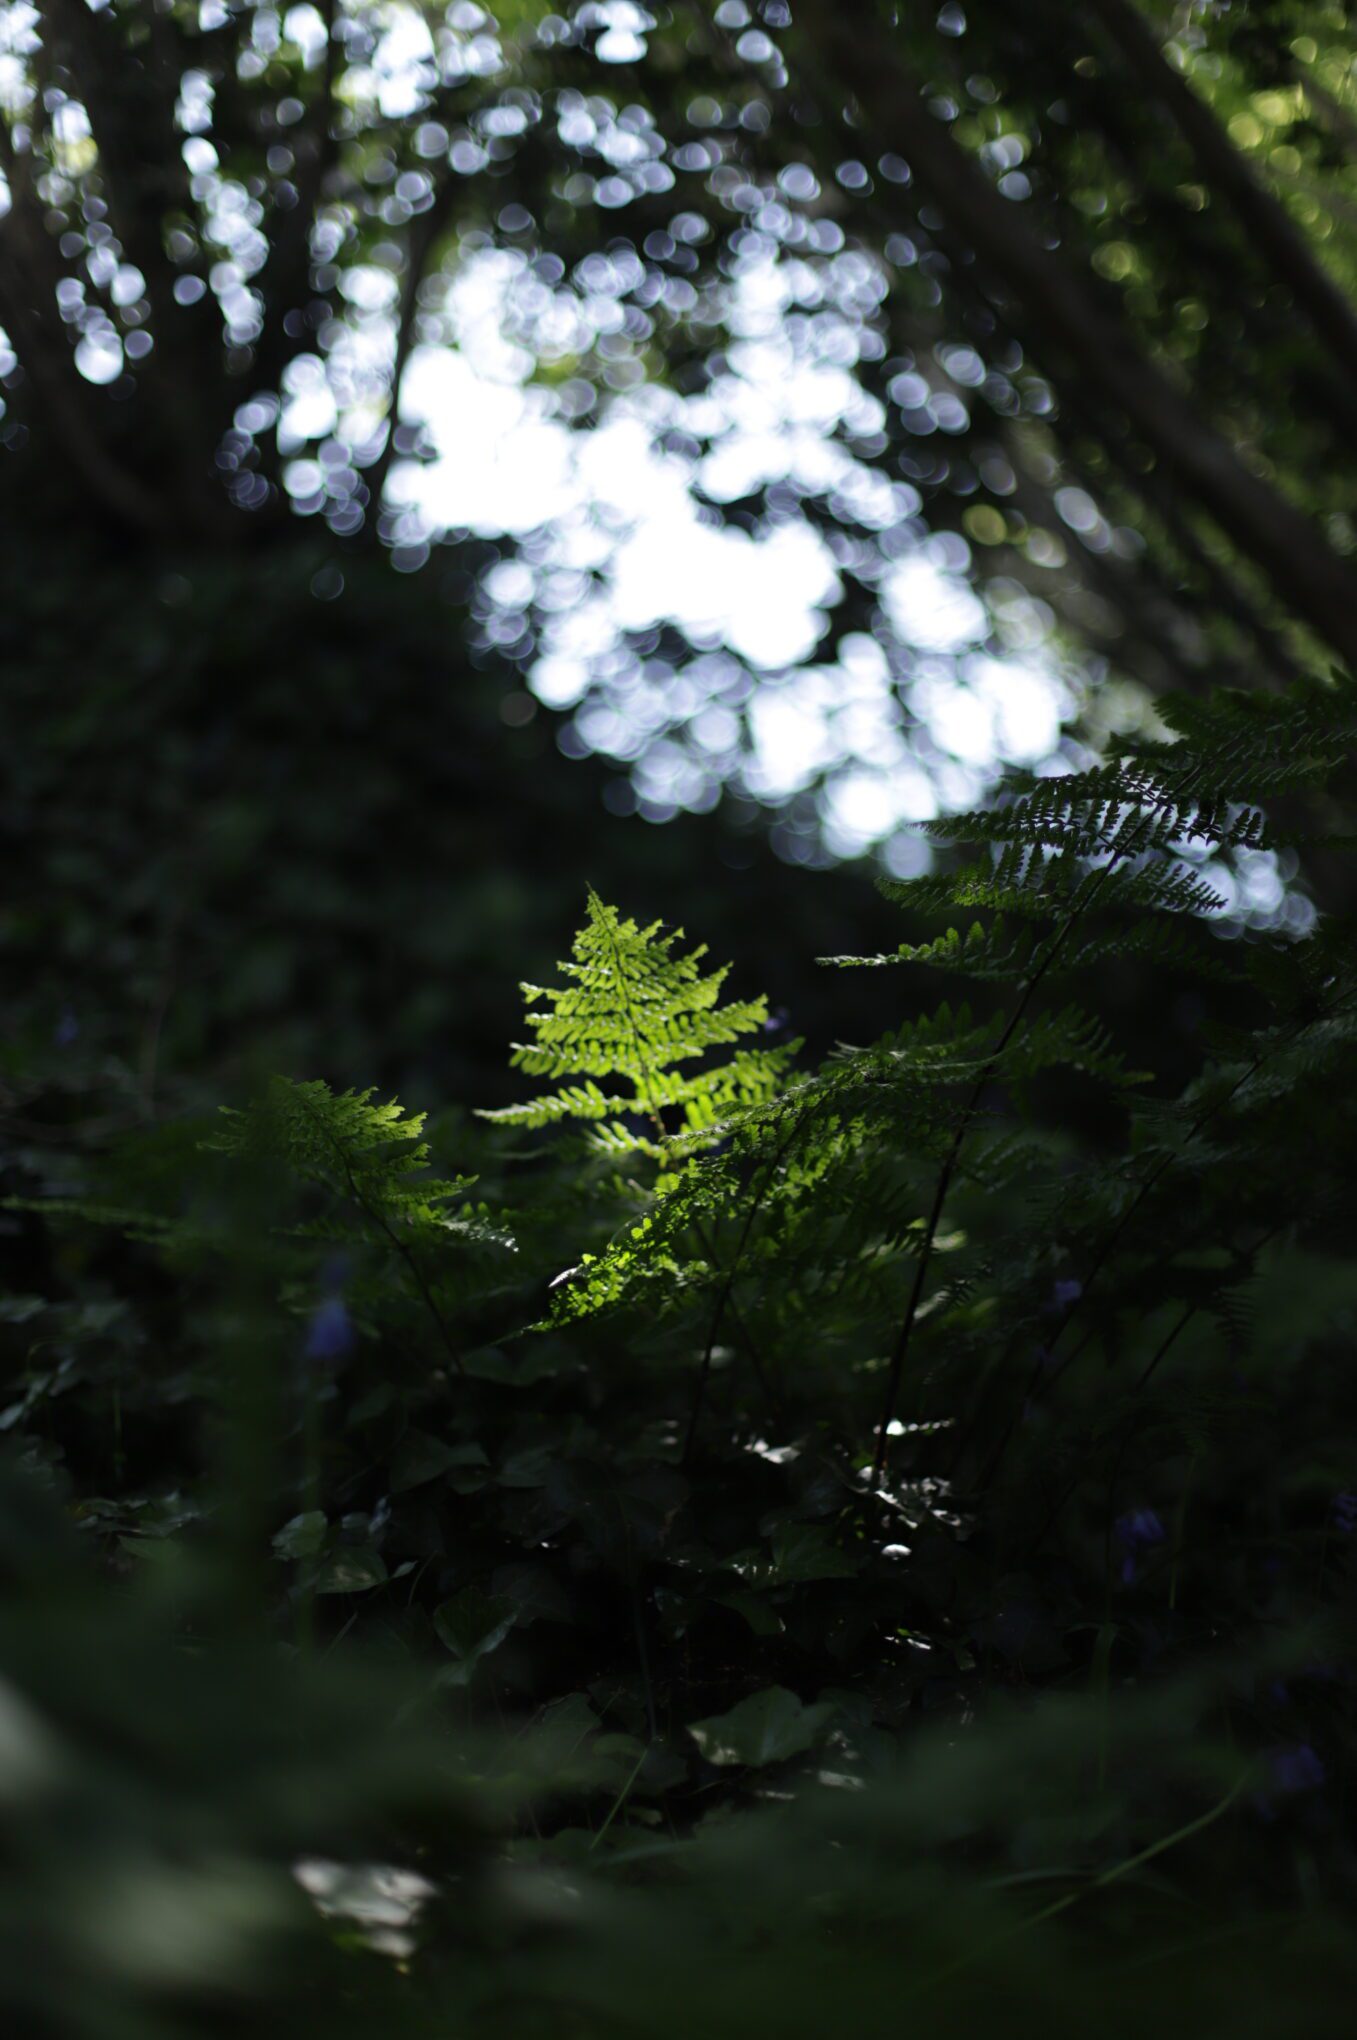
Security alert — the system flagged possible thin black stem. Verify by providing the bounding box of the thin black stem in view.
[1041,984,1355,1383]
[970,956,1356,1492]
[302,1095,466,1375]
[682,1111,807,1465]
[868,889,1095,1493]
[1027,1217,1289,1559]
[1133,1303,1195,1394]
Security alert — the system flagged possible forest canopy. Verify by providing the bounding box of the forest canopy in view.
[4,0,1357,834]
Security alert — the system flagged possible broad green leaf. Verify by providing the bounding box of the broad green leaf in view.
[688,1687,835,1769]
[491,1562,573,1625]
[434,1588,516,1684]
[463,1344,565,1386]
[0,1297,45,1325]
[272,1510,328,1561]
[713,1590,785,1637]
[727,1524,858,1588]
[497,1445,555,1489]
[768,1523,859,1583]
[535,1691,601,1750]
[314,1546,388,1594]
[388,1431,489,1494]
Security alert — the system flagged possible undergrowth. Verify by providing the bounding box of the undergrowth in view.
[4,676,1357,2037]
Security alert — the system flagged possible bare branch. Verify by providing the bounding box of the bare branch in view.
[0,257,162,532]
[1296,69,1357,160]
[362,174,458,528]
[788,0,1357,669]
[34,0,222,499]
[245,0,341,406]
[1086,0,1357,405]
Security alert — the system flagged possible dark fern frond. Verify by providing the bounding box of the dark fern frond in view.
[1144,670,1357,781]
[820,918,1036,978]
[0,1196,189,1248]
[1002,1004,1148,1090]
[874,846,1226,929]
[207,1079,510,1252]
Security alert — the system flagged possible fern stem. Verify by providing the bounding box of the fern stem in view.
[719,1287,782,1422]
[591,1741,650,1852]
[1057,979,1352,1358]
[960,796,1328,1482]
[918,1766,1252,1996]
[682,1112,807,1464]
[868,901,1086,1492]
[591,893,738,1457]
[683,1214,760,1467]
[876,798,1178,1492]
[297,1360,321,1653]
[299,1091,466,1374]
[1020,1216,1287,1561]
[381,1224,465,1375]
[340,1167,466,1372]
[1010,985,1352,1446]
[1133,1302,1196,1393]
[593,893,669,1140]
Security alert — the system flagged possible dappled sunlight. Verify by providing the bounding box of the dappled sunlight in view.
[373,244,1080,860]
[0,0,1340,920]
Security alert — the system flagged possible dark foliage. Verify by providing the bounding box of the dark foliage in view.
[7,666,1357,2034]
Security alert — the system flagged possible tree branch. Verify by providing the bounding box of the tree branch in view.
[244,0,341,408]
[1085,0,1357,405]
[789,0,1357,669]
[361,173,458,529]
[0,117,163,532]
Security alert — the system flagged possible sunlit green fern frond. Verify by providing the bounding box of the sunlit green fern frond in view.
[479,889,793,1157]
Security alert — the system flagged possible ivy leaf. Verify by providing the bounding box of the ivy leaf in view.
[713,1590,785,1637]
[388,1431,489,1494]
[434,1588,516,1683]
[272,1510,328,1561]
[727,1524,859,1588]
[688,1687,835,1768]
[535,1691,601,1751]
[0,1296,46,1325]
[768,1523,859,1582]
[491,1562,573,1626]
[595,1735,689,1794]
[314,1546,388,1594]
[463,1344,565,1386]
[498,1445,555,1489]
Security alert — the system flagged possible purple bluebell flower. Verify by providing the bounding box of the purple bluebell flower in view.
[1115,1506,1166,1584]
[53,1009,79,1048]
[1268,1743,1325,1795]
[304,1294,354,1363]
[1051,1277,1082,1312]
[1331,1491,1357,1535]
